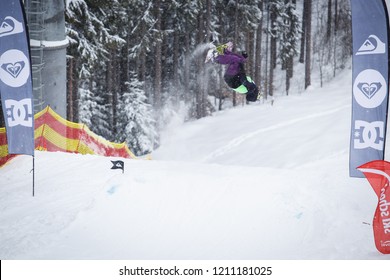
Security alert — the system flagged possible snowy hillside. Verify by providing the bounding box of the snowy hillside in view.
[1,69,390,260]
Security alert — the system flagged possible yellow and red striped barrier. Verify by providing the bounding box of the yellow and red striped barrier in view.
[0,127,16,166]
[1,106,138,167]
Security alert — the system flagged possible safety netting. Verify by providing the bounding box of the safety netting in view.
[0,106,138,167]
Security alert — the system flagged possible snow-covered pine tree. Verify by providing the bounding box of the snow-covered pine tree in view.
[66,0,106,134]
[66,0,124,140]
[116,75,158,156]
[126,0,157,103]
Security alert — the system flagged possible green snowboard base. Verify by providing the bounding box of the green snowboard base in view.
[233,76,253,94]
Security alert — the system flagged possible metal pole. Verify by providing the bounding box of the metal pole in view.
[32,155,35,196]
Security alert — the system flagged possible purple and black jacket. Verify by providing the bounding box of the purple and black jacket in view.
[215,50,246,76]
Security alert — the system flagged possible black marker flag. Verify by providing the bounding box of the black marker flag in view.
[111,160,124,173]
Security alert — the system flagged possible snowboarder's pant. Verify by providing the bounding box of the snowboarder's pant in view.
[241,79,258,102]
[225,74,259,102]
[224,74,243,89]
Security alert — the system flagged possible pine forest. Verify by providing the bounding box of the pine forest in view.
[65,0,352,156]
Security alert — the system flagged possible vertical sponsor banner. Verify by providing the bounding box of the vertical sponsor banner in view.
[350,0,389,177]
[0,0,34,155]
[358,160,390,254]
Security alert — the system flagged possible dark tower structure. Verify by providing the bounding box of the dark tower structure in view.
[25,0,67,117]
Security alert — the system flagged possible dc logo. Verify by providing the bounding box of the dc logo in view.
[0,49,30,88]
[353,120,384,150]
[4,98,33,127]
[353,69,387,109]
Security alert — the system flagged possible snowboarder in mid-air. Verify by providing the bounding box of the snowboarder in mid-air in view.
[205,42,259,102]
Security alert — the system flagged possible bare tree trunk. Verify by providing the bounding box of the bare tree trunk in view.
[232,0,239,106]
[203,0,211,114]
[137,21,147,99]
[218,6,225,111]
[333,0,338,77]
[326,0,332,42]
[264,1,270,99]
[269,3,277,97]
[255,1,263,95]
[299,0,306,63]
[184,22,190,104]
[285,0,297,96]
[247,31,255,77]
[106,47,119,138]
[112,51,118,138]
[154,0,162,110]
[196,11,205,118]
[173,30,179,103]
[304,0,312,89]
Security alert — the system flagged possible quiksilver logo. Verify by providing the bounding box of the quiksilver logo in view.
[356,35,386,55]
[0,16,23,38]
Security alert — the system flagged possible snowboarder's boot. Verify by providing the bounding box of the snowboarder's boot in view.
[243,80,259,102]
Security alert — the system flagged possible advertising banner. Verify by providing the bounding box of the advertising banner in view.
[0,0,34,155]
[350,0,389,177]
[359,160,390,254]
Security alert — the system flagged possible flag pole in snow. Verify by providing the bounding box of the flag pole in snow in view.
[32,156,35,196]
[0,0,35,195]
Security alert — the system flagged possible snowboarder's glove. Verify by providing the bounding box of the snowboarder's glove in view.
[226,41,233,52]
[241,51,248,58]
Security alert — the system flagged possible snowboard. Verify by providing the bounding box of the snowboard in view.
[204,42,232,63]
[233,76,254,94]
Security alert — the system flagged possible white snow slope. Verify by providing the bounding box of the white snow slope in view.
[1,69,390,260]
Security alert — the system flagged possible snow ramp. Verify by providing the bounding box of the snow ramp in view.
[0,70,388,259]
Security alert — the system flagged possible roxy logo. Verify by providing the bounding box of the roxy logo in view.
[4,98,33,127]
[0,49,30,88]
[2,61,25,78]
[353,69,387,108]
[357,82,382,99]
[379,187,390,235]
[353,120,384,150]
